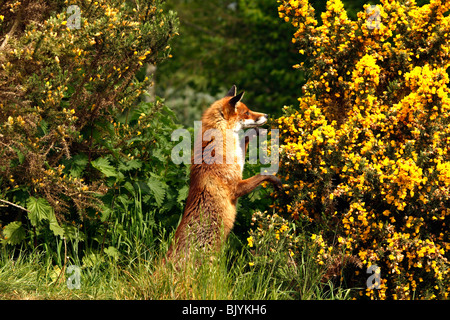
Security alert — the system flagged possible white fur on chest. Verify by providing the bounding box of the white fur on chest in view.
[234,131,244,173]
[231,122,244,174]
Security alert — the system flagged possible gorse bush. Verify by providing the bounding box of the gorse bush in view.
[275,0,450,299]
[0,0,184,252]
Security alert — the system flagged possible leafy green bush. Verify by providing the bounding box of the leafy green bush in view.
[0,0,184,255]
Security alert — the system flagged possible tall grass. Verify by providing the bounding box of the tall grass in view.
[0,242,351,300]
[0,190,352,300]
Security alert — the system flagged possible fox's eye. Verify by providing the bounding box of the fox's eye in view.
[245,111,249,116]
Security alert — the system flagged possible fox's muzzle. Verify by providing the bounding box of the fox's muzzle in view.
[242,114,268,128]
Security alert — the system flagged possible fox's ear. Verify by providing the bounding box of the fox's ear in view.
[225,85,237,97]
[229,91,244,107]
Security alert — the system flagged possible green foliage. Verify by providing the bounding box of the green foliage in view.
[247,210,351,299]
[2,221,25,245]
[0,0,183,254]
[156,0,305,125]
[0,223,350,300]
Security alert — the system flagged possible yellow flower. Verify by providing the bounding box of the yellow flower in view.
[247,236,254,248]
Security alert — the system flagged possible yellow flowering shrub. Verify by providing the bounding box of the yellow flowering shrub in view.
[275,0,450,299]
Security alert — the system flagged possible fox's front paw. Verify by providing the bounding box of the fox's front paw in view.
[268,175,282,191]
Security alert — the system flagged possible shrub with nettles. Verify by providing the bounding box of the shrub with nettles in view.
[0,1,184,250]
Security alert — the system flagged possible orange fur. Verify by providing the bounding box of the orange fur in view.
[166,86,282,259]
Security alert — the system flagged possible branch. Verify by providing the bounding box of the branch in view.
[0,2,24,52]
[0,198,29,212]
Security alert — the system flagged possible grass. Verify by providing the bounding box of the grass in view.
[0,234,352,300]
[0,189,352,300]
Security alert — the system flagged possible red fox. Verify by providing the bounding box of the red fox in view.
[166,85,282,259]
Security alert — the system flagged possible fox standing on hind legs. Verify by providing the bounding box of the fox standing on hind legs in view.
[167,85,282,259]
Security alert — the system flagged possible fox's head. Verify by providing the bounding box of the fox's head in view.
[212,85,268,132]
[198,85,268,166]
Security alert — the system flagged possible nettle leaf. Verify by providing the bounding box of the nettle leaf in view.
[91,157,117,177]
[177,184,189,204]
[69,154,89,177]
[27,197,64,237]
[104,246,120,261]
[118,159,142,172]
[27,196,53,226]
[49,214,64,237]
[152,148,167,163]
[2,221,26,245]
[147,177,167,207]
[123,181,135,194]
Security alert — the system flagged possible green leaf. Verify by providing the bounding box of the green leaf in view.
[69,154,89,177]
[91,157,117,177]
[114,223,127,238]
[27,197,64,237]
[151,148,167,163]
[13,147,25,164]
[104,246,120,261]
[147,177,167,207]
[62,224,85,241]
[123,181,135,194]
[177,185,189,204]
[2,221,26,245]
[38,119,49,136]
[82,252,104,268]
[118,159,142,172]
[27,197,53,226]
[49,214,64,237]
[99,205,112,222]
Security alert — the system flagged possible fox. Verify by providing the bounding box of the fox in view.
[166,85,282,259]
